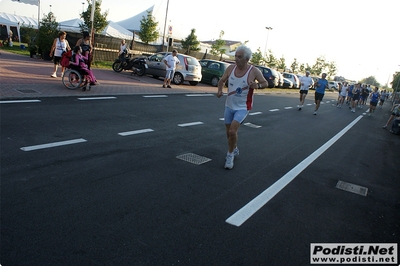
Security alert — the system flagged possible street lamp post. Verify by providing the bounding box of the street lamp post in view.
[264,26,273,58]
[82,2,85,13]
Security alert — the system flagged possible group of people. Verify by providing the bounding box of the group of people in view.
[216,45,398,169]
[49,31,98,86]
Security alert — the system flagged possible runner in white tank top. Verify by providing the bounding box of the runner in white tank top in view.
[216,45,269,169]
[226,65,255,111]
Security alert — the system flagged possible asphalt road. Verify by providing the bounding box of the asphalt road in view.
[1,92,399,265]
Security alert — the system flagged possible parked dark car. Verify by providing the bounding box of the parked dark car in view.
[255,65,279,88]
[146,52,202,86]
[199,59,230,87]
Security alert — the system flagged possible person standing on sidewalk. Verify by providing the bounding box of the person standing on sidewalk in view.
[313,73,328,115]
[298,71,314,110]
[76,31,93,68]
[216,45,268,169]
[162,50,180,88]
[49,31,71,78]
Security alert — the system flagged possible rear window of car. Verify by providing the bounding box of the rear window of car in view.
[283,73,292,78]
[185,56,200,66]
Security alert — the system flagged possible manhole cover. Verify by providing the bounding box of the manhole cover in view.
[16,89,38,94]
[176,153,211,165]
[336,180,368,196]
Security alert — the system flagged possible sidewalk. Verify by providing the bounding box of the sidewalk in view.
[0,51,217,99]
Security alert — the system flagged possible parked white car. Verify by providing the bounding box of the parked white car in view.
[328,81,339,90]
[282,72,300,89]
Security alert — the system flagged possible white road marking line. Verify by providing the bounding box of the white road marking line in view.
[143,95,168,98]
[244,122,261,128]
[306,104,312,106]
[118,129,154,136]
[219,118,224,121]
[269,109,279,112]
[284,107,293,109]
[21,138,87,152]
[225,115,364,227]
[0,100,41,104]
[78,97,117,101]
[249,112,262,115]
[178,122,204,127]
[186,94,214,97]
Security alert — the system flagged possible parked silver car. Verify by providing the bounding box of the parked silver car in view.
[282,72,300,89]
[146,52,202,86]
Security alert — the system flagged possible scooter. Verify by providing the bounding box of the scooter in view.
[112,50,147,76]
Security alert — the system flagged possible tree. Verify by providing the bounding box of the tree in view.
[250,48,263,65]
[37,11,58,58]
[210,30,226,60]
[276,56,286,72]
[360,76,380,87]
[264,49,278,68]
[80,0,108,33]
[181,29,200,55]
[138,11,159,44]
[391,72,400,92]
[290,58,299,74]
[311,56,327,76]
[326,61,337,80]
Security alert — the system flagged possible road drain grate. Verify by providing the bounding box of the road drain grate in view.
[336,180,368,196]
[16,89,39,94]
[176,153,212,165]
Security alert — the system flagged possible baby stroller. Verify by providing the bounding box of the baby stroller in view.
[61,50,91,91]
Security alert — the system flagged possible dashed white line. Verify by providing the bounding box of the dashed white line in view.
[143,95,168,98]
[21,138,87,151]
[118,129,154,136]
[249,112,262,116]
[284,107,293,109]
[0,100,41,104]
[225,115,364,227]
[178,122,204,127]
[185,94,214,97]
[269,109,279,112]
[78,97,117,101]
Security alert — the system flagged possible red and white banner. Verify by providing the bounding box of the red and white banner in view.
[11,0,39,6]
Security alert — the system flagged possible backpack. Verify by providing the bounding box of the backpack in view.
[61,50,72,67]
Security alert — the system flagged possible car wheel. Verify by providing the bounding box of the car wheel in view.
[173,73,184,85]
[189,81,199,86]
[211,76,219,87]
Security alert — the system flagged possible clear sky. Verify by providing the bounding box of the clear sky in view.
[1,0,399,85]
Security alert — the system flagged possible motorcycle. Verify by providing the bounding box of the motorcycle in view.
[112,50,147,76]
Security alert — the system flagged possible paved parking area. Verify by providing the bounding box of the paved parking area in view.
[0,51,220,99]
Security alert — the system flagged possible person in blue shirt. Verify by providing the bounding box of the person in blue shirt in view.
[367,87,380,116]
[313,73,328,115]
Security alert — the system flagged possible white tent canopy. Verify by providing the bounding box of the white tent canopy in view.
[0,12,38,43]
[115,5,154,32]
[58,18,83,34]
[101,21,133,40]
[59,18,133,40]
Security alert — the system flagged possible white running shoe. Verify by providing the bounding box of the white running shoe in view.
[224,153,234,169]
[233,147,239,157]
[51,73,57,78]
